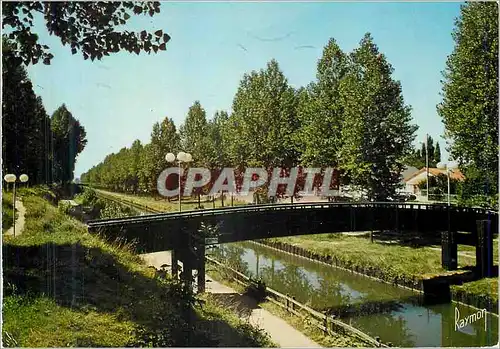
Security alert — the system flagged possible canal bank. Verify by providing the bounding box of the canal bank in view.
[256,235,498,314]
[140,250,320,348]
[210,241,498,347]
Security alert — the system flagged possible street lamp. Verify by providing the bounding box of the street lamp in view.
[436,161,458,206]
[4,173,28,237]
[165,152,193,212]
[419,134,429,202]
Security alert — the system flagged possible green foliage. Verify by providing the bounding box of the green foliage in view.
[78,187,99,206]
[295,38,349,168]
[226,59,300,169]
[438,2,498,206]
[2,38,53,185]
[57,200,72,215]
[2,2,170,66]
[98,200,138,219]
[51,105,87,184]
[404,135,441,169]
[338,34,418,200]
[416,173,459,194]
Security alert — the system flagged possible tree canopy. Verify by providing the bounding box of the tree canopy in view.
[82,34,418,202]
[2,2,171,66]
[3,38,87,185]
[438,2,498,207]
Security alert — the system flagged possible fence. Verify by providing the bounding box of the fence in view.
[206,256,389,347]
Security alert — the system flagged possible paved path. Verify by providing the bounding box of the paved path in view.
[4,199,26,237]
[140,251,320,348]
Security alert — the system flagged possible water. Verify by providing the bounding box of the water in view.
[212,241,499,347]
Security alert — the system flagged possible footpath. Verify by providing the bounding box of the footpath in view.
[140,251,320,348]
[4,199,26,236]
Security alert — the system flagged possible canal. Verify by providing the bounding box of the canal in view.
[211,241,498,347]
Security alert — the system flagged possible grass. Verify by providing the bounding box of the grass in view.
[267,233,498,304]
[267,233,477,279]
[2,191,274,347]
[451,278,499,304]
[94,188,248,212]
[2,191,17,232]
[206,260,368,348]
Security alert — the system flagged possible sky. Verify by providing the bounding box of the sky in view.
[26,1,464,178]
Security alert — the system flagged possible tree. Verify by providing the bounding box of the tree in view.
[2,38,53,184]
[148,117,180,196]
[339,33,418,201]
[51,104,87,183]
[403,135,441,169]
[296,38,349,169]
[433,141,441,165]
[2,2,171,66]
[229,60,298,169]
[180,101,209,167]
[227,59,299,201]
[437,2,498,206]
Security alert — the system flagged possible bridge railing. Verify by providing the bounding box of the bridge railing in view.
[87,200,496,228]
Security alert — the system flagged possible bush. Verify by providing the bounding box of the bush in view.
[57,200,72,215]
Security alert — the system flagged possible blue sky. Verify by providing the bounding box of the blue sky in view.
[26,1,463,177]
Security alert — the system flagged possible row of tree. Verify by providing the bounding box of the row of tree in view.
[404,135,441,169]
[81,2,498,207]
[2,38,87,185]
[81,33,418,201]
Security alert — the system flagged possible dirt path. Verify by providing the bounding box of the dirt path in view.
[140,251,320,348]
[4,199,26,237]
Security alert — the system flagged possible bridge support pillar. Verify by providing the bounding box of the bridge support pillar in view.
[476,220,494,278]
[441,230,457,270]
[180,249,193,291]
[171,249,179,278]
[196,245,206,293]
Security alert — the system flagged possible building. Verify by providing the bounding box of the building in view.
[404,167,465,196]
[399,166,419,193]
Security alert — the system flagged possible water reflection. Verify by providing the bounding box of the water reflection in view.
[211,241,498,347]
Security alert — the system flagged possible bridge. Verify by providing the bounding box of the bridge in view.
[87,201,497,292]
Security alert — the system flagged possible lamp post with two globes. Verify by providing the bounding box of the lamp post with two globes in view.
[436,161,458,206]
[3,173,29,237]
[165,152,193,212]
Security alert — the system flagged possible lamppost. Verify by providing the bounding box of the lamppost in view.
[419,134,429,201]
[436,161,458,206]
[4,173,29,237]
[165,152,193,212]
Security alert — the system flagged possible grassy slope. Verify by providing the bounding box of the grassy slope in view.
[95,188,247,212]
[268,233,498,301]
[2,191,16,232]
[2,193,274,347]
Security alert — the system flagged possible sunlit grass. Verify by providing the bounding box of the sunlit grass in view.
[2,191,16,232]
[451,278,499,304]
[268,234,476,279]
[2,191,274,347]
